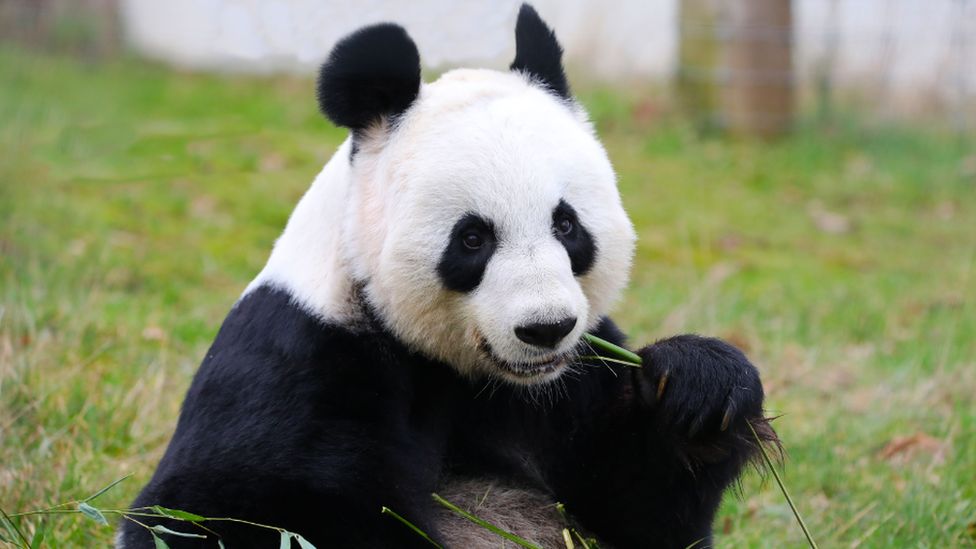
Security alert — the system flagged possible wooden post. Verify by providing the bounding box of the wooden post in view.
[0,0,121,56]
[678,0,794,139]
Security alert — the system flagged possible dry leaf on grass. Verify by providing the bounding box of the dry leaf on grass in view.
[141,325,167,342]
[877,432,947,465]
[807,202,852,234]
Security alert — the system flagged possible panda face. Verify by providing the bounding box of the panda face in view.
[249,5,637,384]
[348,70,635,384]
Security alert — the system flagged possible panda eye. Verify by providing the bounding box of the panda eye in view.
[555,217,574,236]
[461,232,484,250]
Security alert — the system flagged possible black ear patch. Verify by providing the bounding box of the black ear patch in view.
[316,24,421,131]
[510,4,570,100]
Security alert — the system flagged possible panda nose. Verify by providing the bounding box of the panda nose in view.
[514,317,577,349]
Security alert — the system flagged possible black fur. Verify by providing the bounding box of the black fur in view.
[120,286,772,548]
[510,4,571,100]
[316,23,421,131]
[553,200,596,275]
[437,213,498,293]
[122,7,773,547]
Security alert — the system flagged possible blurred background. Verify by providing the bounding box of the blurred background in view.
[1,1,974,547]
[4,0,976,132]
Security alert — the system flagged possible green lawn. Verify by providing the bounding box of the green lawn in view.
[1,49,974,548]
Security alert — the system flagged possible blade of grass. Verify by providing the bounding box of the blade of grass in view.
[432,493,542,549]
[748,422,818,549]
[380,507,442,549]
[0,506,32,549]
[29,525,45,549]
[582,334,642,365]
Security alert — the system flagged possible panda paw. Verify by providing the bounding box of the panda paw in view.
[634,335,766,451]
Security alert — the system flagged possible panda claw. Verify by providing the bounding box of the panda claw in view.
[656,370,669,400]
[720,405,733,432]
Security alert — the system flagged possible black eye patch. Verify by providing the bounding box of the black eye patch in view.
[437,213,498,293]
[552,200,596,275]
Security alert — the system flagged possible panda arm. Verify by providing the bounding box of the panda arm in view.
[119,287,451,548]
[537,317,773,548]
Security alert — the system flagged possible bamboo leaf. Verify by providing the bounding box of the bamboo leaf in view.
[380,507,442,548]
[279,531,292,549]
[581,334,642,365]
[151,532,171,549]
[83,474,132,503]
[150,525,207,538]
[77,502,108,526]
[572,530,596,549]
[151,506,206,522]
[432,493,541,549]
[562,528,575,549]
[218,540,226,549]
[577,355,643,368]
[294,534,317,549]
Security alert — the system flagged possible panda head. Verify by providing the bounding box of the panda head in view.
[316,4,635,385]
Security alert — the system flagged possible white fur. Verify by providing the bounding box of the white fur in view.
[245,139,359,324]
[245,69,636,383]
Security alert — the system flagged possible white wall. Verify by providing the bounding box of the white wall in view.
[122,0,976,110]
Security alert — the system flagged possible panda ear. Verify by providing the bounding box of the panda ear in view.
[510,4,570,100]
[316,23,422,131]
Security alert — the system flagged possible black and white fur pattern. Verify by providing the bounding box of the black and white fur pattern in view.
[118,5,774,548]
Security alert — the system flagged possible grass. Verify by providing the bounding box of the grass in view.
[1,46,975,547]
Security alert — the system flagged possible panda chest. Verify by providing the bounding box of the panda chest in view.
[433,476,565,548]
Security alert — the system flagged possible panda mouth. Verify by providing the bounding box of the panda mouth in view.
[476,337,569,381]
[496,355,566,379]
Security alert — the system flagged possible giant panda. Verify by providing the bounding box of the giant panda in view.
[118,5,773,548]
